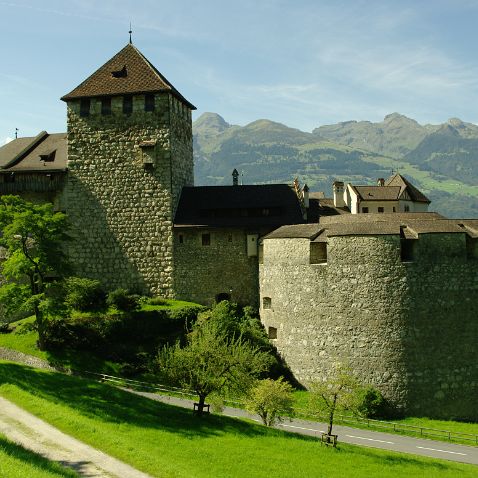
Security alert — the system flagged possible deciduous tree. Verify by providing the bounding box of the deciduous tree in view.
[246,377,294,426]
[0,195,69,349]
[157,320,273,415]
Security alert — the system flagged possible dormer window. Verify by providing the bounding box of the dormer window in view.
[145,94,155,112]
[80,98,90,117]
[40,151,56,162]
[123,95,133,115]
[101,97,111,116]
[111,65,127,78]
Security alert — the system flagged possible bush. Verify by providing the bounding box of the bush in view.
[245,378,294,426]
[357,386,387,419]
[107,288,140,312]
[148,296,168,306]
[64,277,106,312]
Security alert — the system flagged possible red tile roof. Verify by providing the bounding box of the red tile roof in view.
[61,44,196,109]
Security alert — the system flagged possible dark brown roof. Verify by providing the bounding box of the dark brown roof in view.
[264,213,476,239]
[307,197,350,222]
[0,132,67,172]
[385,173,430,203]
[174,185,304,228]
[61,44,196,109]
[264,224,322,239]
[352,185,401,201]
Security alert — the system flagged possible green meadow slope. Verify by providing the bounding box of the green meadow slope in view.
[0,362,477,478]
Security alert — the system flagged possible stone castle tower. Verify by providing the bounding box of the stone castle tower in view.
[61,43,195,295]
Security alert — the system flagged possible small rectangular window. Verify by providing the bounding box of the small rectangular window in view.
[362,207,369,213]
[401,239,416,262]
[378,207,384,213]
[123,95,133,115]
[310,242,327,264]
[263,297,272,309]
[179,234,184,244]
[80,98,90,117]
[145,94,155,112]
[393,207,396,212]
[4,172,15,183]
[404,205,410,212]
[201,233,211,246]
[101,97,111,116]
[268,327,277,339]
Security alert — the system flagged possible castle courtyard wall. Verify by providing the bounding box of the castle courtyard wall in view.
[173,227,259,306]
[260,233,478,419]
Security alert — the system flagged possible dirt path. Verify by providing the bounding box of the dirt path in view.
[0,396,153,478]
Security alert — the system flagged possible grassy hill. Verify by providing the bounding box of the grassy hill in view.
[193,113,478,218]
[0,362,477,478]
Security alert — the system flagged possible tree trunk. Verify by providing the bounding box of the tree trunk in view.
[196,394,207,416]
[35,305,46,351]
[327,393,338,436]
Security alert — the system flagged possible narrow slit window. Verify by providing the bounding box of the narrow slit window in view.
[201,233,211,246]
[466,236,477,260]
[145,94,155,112]
[310,242,327,264]
[179,234,184,244]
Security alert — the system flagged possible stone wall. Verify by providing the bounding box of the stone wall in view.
[260,233,478,419]
[173,228,259,306]
[64,93,193,295]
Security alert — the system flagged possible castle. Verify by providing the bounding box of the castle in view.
[0,43,476,419]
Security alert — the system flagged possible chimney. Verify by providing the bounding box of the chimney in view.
[232,168,239,186]
[377,178,385,186]
[303,184,309,208]
[333,181,345,207]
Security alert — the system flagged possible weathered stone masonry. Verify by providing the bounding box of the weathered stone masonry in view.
[64,94,193,295]
[260,231,478,419]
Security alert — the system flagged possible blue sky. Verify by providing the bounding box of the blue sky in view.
[1,0,478,144]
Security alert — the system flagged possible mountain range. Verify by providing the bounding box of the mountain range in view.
[193,112,478,218]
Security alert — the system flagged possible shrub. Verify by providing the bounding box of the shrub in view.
[64,277,106,312]
[148,296,168,306]
[107,288,140,312]
[245,377,294,426]
[357,386,387,419]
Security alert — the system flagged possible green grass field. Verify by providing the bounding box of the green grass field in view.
[0,361,476,478]
[0,432,78,478]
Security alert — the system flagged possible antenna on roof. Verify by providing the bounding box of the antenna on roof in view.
[15,128,18,139]
[129,22,133,44]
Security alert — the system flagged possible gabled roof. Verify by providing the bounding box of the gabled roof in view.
[61,43,196,109]
[0,132,67,172]
[174,184,304,228]
[351,185,401,201]
[385,173,430,203]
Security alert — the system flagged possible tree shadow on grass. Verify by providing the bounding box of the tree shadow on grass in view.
[0,362,303,440]
[0,435,78,477]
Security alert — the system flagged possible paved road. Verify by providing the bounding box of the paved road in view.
[131,389,478,466]
[0,396,152,478]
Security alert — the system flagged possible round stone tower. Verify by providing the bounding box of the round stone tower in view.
[260,216,478,419]
[61,43,195,295]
